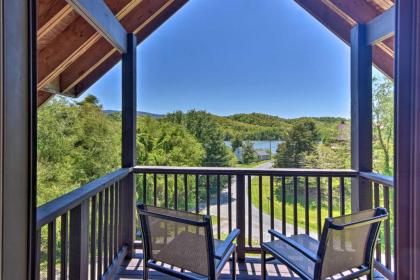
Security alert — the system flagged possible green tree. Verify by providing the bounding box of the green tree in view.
[231,135,242,152]
[274,120,320,168]
[373,77,394,175]
[165,110,234,167]
[136,116,205,166]
[37,96,120,205]
[242,141,257,163]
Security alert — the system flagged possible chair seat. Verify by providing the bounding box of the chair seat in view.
[262,234,319,279]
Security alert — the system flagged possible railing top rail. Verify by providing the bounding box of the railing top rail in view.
[37,168,131,229]
[360,172,394,187]
[133,165,358,177]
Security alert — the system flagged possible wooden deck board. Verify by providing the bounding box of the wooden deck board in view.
[114,250,386,280]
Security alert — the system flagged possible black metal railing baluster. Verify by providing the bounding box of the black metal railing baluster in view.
[109,184,114,265]
[217,174,221,239]
[340,177,345,215]
[374,182,381,262]
[248,175,252,247]
[228,175,232,233]
[282,176,286,235]
[47,220,56,280]
[328,176,333,218]
[259,175,263,243]
[305,176,309,235]
[270,176,274,241]
[164,174,168,208]
[174,174,178,210]
[206,175,210,216]
[317,177,321,239]
[293,176,298,235]
[184,174,188,211]
[61,214,68,280]
[384,186,391,269]
[195,175,199,214]
[143,173,147,204]
[97,192,103,278]
[153,173,157,206]
[90,196,97,280]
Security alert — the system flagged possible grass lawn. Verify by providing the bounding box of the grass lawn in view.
[249,176,395,254]
[250,176,352,235]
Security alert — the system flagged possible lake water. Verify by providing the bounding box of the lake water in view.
[224,140,283,154]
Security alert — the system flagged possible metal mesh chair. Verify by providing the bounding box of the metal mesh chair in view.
[137,203,240,280]
[261,208,388,280]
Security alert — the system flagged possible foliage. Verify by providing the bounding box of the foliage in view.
[230,134,243,152]
[242,141,257,164]
[274,119,320,168]
[136,116,205,166]
[373,76,394,175]
[37,96,120,206]
[305,142,350,169]
[164,110,235,167]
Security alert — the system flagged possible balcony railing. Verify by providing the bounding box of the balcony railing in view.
[35,166,395,279]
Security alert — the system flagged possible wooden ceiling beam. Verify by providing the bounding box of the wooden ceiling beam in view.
[296,0,353,42]
[70,0,188,96]
[327,0,381,23]
[65,0,128,53]
[59,0,180,94]
[295,0,394,79]
[37,0,138,91]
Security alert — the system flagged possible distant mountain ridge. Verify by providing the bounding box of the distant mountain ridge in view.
[103,110,348,141]
[103,110,164,119]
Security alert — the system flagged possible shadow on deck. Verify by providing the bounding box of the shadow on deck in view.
[114,250,385,280]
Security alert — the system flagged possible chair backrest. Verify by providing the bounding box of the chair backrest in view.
[137,203,215,277]
[315,208,388,279]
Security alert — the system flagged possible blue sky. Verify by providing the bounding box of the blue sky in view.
[80,0,354,118]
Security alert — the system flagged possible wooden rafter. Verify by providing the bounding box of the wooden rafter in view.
[37,0,138,91]
[64,0,127,53]
[72,0,188,96]
[59,0,171,94]
[61,0,187,96]
[295,0,394,78]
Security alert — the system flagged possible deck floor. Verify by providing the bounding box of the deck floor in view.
[114,249,386,280]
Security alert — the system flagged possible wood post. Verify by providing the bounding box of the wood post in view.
[121,33,137,257]
[69,201,89,280]
[236,174,246,261]
[1,0,37,278]
[395,2,420,279]
[350,24,373,212]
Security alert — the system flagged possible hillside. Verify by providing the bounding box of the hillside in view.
[106,109,348,142]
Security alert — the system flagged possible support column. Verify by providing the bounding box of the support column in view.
[121,33,137,257]
[1,0,37,278]
[350,24,373,212]
[395,2,420,279]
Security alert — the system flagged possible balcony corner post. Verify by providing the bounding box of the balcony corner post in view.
[236,174,246,261]
[350,24,373,212]
[121,33,137,258]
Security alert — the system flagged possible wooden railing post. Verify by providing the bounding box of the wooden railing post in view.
[69,201,89,280]
[236,174,246,261]
[121,33,137,257]
[350,24,373,212]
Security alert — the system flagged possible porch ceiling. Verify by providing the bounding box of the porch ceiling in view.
[36,0,394,107]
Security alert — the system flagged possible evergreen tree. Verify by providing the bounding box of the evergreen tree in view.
[242,141,257,163]
[274,120,319,168]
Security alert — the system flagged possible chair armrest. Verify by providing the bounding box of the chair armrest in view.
[215,229,240,259]
[268,229,320,263]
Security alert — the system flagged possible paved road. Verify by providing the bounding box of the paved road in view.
[208,161,312,243]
